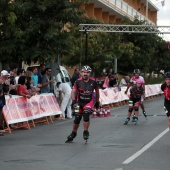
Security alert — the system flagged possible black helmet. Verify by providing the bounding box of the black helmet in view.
[81,65,92,72]
[164,72,170,78]
[133,69,140,74]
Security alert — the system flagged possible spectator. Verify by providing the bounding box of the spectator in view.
[0,76,6,136]
[119,76,130,87]
[17,76,31,98]
[15,69,26,84]
[71,68,79,87]
[31,67,39,87]
[25,70,40,95]
[109,74,118,87]
[37,64,46,84]
[9,63,18,76]
[41,68,54,93]
[9,70,18,95]
[102,74,110,89]
[0,70,17,132]
[56,82,72,119]
[31,67,42,89]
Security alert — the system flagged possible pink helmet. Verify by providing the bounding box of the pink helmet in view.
[136,79,143,85]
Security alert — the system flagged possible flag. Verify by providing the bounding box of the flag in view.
[161,0,165,7]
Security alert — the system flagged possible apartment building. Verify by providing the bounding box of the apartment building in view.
[82,0,158,25]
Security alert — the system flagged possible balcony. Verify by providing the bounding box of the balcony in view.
[90,0,158,25]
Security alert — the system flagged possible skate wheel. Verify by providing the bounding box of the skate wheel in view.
[124,122,128,125]
[84,140,88,144]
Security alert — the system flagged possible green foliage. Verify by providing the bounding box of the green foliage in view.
[0,0,170,77]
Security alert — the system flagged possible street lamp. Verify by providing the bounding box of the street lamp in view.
[83,26,88,64]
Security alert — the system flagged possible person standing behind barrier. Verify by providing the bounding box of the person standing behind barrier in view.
[41,68,54,93]
[37,64,46,84]
[103,74,110,89]
[71,68,79,87]
[119,76,130,87]
[56,82,72,119]
[125,69,147,117]
[161,72,170,129]
[17,76,32,129]
[65,65,100,143]
[0,76,6,136]
[15,69,26,84]
[124,79,145,125]
[31,67,42,89]
[109,73,118,87]
[17,76,32,98]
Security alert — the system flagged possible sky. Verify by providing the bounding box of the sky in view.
[151,0,170,41]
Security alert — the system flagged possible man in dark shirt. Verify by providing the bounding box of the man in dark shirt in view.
[71,68,79,87]
[66,65,100,143]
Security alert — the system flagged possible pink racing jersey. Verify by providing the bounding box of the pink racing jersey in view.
[130,76,145,87]
[73,77,98,108]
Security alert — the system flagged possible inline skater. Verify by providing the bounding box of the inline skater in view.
[124,79,145,125]
[161,72,170,129]
[125,69,147,118]
[65,65,100,143]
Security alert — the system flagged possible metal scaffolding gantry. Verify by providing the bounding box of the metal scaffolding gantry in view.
[79,24,170,34]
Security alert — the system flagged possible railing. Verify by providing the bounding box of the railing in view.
[100,0,155,25]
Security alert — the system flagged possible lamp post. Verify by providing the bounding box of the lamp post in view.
[85,29,88,64]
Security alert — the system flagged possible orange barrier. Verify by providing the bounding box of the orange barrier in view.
[3,93,61,133]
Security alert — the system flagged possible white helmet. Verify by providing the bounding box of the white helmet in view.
[133,69,140,74]
[81,65,92,72]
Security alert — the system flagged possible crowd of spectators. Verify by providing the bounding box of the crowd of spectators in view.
[102,68,130,89]
[0,63,57,136]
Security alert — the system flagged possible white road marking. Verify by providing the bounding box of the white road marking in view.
[114,168,123,170]
[123,128,169,164]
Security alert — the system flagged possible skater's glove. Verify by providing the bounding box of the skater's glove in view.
[71,100,77,108]
[94,101,100,109]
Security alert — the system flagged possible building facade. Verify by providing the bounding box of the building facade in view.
[82,0,158,25]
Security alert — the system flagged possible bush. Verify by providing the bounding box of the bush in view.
[145,77,164,85]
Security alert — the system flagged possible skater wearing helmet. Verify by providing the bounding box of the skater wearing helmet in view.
[161,72,170,129]
[125,69,147,118]
[65,65,100,143]
[124,79,145,125]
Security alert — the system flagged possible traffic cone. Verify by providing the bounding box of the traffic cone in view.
[92,109,97,118]
[107,108,110,116]
[104,108,108,117]
[99,108,103,118]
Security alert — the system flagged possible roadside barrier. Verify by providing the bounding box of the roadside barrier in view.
[91,84,163,118]
[2,84,163,132]
[99,84,163,107]
[3,93,61,133]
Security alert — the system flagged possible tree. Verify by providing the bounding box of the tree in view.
[0,0,90,65]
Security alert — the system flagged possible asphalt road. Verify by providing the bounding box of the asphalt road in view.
[0,96,169,170]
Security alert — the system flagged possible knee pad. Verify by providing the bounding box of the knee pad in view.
[83,109,92,122]
[128,107,133,113]
[134,106,139,111]
[74,114,82,124]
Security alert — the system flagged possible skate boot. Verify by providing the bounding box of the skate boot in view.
[65,131,77,143]
[83,130,89,143]
[133,117,138,125]
[124,118,130,125]
[143,111,147,119]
